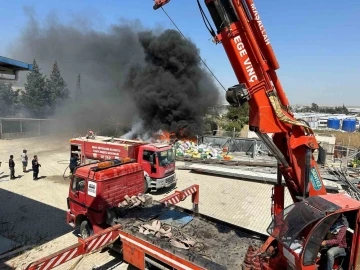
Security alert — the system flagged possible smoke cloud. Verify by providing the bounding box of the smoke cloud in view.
[10,9,220,138]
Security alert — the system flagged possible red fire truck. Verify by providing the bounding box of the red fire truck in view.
[66,159,145,238]
[70,135,176,192]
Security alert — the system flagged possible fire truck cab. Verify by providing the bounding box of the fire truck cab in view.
[70,135,176,192]
[66,159,145,238]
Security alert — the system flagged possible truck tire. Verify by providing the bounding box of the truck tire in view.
[80,220,93,239]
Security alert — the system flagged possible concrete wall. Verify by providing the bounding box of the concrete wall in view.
[315,134,336,154]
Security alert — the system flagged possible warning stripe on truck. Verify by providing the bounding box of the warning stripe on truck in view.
[160,185,198,206]
[26,225,121,270]
[85,230,114,253]
[28,245,81,270]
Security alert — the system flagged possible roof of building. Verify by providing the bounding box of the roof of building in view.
[0,56,33,74]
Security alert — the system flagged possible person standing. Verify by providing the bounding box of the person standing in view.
[9,155,15,179]
[21,149,28,173]
[32,155,41,180]
[69,153,79,174]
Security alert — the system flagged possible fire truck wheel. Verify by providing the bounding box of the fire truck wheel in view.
[80,220,93,239]
[144,178,149,193]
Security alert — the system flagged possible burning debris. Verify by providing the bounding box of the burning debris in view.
[122,124,175,143]
[124,127,233,160]
[11,13,220,137]
[122,124,197,145]
[174,140,233,160]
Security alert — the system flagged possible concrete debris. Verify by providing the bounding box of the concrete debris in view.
[137,219,197,250]
[117,194,149,209]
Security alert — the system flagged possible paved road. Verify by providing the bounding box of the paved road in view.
[0,136,292,269]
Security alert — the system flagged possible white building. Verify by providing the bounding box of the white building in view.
[11,86,25,95]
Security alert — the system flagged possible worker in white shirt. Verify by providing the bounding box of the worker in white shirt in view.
[21,149,28,173]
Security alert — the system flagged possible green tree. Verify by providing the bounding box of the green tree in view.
[46,61,69,107]
[22,59,50,117]
[225,103,249,122]
[203,118,218,135]
[223,121,244,133]
[204,123,212,132]
[222,104,249,135]
[0,82,19,116]
[311,103,319,112]
[342,104,349,114]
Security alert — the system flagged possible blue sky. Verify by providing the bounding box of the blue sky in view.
[1,0,360,106]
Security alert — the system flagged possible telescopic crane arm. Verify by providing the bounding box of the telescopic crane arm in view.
[154,0,327,215]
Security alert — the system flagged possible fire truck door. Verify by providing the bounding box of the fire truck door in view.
[142,150,157,175]
[70,176,87,213]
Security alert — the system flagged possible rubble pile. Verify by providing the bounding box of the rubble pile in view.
[174,140,233,160]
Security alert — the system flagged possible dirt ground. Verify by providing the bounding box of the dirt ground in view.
[0,136,132,270]
[0,135,291,269]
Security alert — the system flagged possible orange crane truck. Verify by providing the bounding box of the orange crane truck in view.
[70,135,176,192]
[26,0,360,269]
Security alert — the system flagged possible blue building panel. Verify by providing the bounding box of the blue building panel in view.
[0,56,33,71]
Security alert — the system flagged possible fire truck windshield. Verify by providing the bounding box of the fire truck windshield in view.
[158,149,175,166]
[267,201,325,249]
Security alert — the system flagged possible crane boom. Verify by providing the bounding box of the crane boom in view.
[154,0,327,216]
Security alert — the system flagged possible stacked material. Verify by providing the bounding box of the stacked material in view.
[138,219,197,250]
[174,140,233,160]
[118,194,149,209]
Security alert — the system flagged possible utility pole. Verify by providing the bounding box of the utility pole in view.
[75,74,82,134]
[75,74,82,102]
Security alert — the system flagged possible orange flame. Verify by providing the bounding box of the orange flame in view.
[158,131,176,141]
[181,136,197,143]
[178,128,197,142]
[156,130,197,143]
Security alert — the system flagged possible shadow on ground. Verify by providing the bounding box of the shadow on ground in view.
[0,188,71,269]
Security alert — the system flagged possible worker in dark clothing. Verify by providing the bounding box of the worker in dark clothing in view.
[321,215,349,270]
[69,154,79,174]
[9,155,15,179]
[32,155,41,180]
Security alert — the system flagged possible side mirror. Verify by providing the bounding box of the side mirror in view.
[74,191,79,198]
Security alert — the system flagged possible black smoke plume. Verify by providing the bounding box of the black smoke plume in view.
[10,10,220,138]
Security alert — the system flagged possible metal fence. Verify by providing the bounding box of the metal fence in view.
[198,135,269,157]
[334,145,358,159]
[0,118,58,139]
